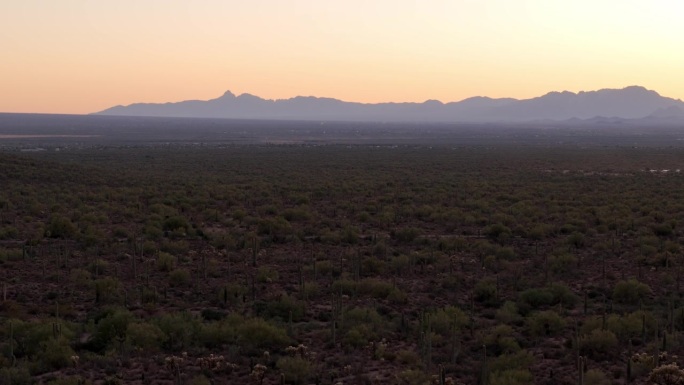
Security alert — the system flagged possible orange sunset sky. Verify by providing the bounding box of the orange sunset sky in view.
[1,0,683,114]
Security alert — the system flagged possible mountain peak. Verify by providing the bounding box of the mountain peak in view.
[217,90,236,99]
[593,85,660,96]
[423,99,443,105]
[622,85,649,92]
[542,90,576,98]
[621,85,660,97]
[237,93,262,100]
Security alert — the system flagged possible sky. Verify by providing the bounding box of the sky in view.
[1,0,683,114]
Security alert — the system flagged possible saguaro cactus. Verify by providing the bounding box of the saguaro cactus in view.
[252,236,259,267]
[480,345,488,385]
[578,356,585,385]
[9,321,16,367]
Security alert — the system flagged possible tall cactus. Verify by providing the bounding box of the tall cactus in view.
[52,323,62,339]
[331,294,341,345]
[626,338,633,383]
[654,322,660,368]
[642,314,647,342]
[480,345,488,385]
[451,322,461,365]
[252,236,259,267]
[9,321,15,367]
[573,322,580,370]
[578,356,585,385]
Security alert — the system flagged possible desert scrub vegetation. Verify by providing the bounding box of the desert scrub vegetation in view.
[3,145,684,383]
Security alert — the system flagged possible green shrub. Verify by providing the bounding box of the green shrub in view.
[549,253,577,274]
[126,321,165,351]
[495,246,516,260]
[474,278,497,306]
[198,320,238,349]
[486,223,512,241]
[88,259,109,275]
[489,369,533,385]
[163,215,189,232]
[413,251,437,266]
[526,310,566,337]
[155,312,201,351]
[70,268,92,287]
[188,375,211,385]
[344,307,384,329]
[331,279,357,296]
[357,278,394,299]
[263,294,305,321]
[361,256,384,275]
[652,223,674,237]
[483,325,520,355]
[496,301,522,325]
[315,260,334,276]
[0,366,32,385]
[343,326,373,348]
[0,248,22,262]
[580,311,656,342]
[103,377,121,385]
[548,283,578,308]
[35,337,76,373]
[93,277,120,304]
[579,329,618,359]
[282,208,311,222]
[613,279,651,305]
[396,369,430,385]
[201,308,227,321]
[217,284,247,305]
[430,306,469,336]
[277,356,311,384]
[45,215,77,238]
[156,252,176,272]
[567,231,585,248]
[300,282,320,299]
[169,268,191,287]
[46,376,93,385]
[386,287,408,304]
[395,349,423,370]
[488,350,534,373]
[518,284,577,313]
[88,308,132,353]
[5,319,75,360]
[393,227,420,243]
[341,226,359,244]
[340,307,385,347]
[518,288,554,310]
[584,369,611,385]
[237,318,290,350]
[256,266,279,283]
[390,255,410,274]
[0,226,19,240]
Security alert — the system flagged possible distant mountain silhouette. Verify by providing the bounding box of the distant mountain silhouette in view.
[647,105,684,119]
[96,86,684,123]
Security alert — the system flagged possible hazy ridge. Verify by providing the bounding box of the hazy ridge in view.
[96,86,684,123]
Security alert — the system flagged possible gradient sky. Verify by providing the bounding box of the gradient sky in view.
[2,0,683,114]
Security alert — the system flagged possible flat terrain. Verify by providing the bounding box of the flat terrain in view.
[2,116,684,384]
[3,113,684,149]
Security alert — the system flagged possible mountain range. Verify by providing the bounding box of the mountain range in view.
[96,86,684,123]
